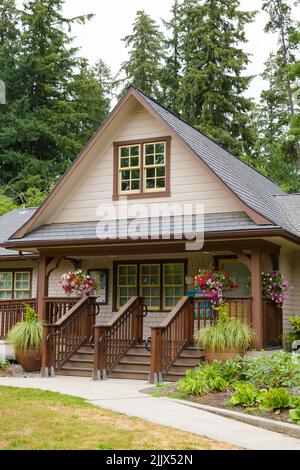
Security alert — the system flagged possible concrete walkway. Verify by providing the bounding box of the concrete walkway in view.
[0,376,300,450]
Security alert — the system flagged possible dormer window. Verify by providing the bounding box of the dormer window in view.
[113,137,170,200]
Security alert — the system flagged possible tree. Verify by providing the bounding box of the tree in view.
[262,0,300,167]
[161,0,182,113]
[120,10,164,98]
[175,0,256,157]
[0,0,112,195]
[250,52,300,193]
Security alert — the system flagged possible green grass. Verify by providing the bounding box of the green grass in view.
[0,386,236,450]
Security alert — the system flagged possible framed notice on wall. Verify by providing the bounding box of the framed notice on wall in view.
[88,269,108,305]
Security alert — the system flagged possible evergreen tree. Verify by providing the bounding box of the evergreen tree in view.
[0,0,111,194]
[161,0,182,113]
[262,0,300,167]
[176,0,256,157]
[120,10,164,98]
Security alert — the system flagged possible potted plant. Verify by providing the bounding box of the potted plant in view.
[60,270,97,296]
[8,304,43,372]
[195,303,256,361]
[193,267,240,308]
[262,272,290,307]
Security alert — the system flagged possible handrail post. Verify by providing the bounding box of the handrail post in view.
[149,327,162,384]
[186,297,194,342]
[132,298,144,344]
[93,325,109,380]
[41,324,55,377]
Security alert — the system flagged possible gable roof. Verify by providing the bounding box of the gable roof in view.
[0,208,37,257]
[7,85,300,243]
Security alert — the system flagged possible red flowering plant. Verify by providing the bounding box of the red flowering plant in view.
[262,272,290,307]
[60,270,97,296]
[192,267,240,307]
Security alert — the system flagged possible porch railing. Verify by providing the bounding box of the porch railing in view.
[149,296,193,384]
[0,299,37,340]
[44,297,81,324]
[41,295,96,376]
[93,296,146,380]
[193,296,252,331]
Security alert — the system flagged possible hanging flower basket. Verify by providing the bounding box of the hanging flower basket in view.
[60,270,97,296]
[262,272,290,307]
[192,267,240,307]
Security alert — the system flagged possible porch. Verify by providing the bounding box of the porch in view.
[0,238,284,381]
[0,293,281,383]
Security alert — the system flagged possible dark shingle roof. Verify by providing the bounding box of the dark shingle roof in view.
[133,88,300,237]
[0,208,37,256]
[5,212,277,244]
[275,195,300,232]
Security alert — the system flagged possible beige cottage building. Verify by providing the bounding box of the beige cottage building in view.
[0,86,300,381]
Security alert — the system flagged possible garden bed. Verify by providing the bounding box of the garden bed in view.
[148,352,300,426]
[150,386,291,423]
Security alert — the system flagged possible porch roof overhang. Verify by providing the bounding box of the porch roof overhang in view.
[2,212,297,256]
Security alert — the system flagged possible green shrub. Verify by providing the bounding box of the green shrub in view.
[208,376,228,391]
[257,388,292,412]
[229,382,260,407]
[8,304,43,355]
[178,376,209,396]
[195,304,255,353]
[240,352,300,389]
[0,360,8,370]
[288,316,300,337]
[288,408,300,425]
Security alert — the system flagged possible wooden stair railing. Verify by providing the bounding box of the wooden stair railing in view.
[0,299,37,339]
[93,296,146,380]
[41,295,96,377]
[149,296,194,384]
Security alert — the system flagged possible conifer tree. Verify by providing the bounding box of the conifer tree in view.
[121,10,164,98]
[176,0,256,157]
[0,0,112,194]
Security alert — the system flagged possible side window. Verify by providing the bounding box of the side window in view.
[163,264,185,310]
[140,264,160,310]
[0,272,13,299]
[117,265,138,308]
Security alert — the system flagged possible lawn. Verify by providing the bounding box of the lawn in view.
[0,386,236,450]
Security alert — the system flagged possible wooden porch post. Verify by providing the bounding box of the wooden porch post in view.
[37,255,48,322]
[251,248,264,349]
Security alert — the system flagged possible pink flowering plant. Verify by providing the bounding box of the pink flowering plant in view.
[193,267,240,307]
[60,270,97,296]
[262,272,290,307]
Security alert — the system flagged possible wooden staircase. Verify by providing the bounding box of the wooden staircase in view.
[56,345,94,377]
[56,343,204,381]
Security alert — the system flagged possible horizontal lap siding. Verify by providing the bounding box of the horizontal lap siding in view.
[279,248,300,332]
[52,105,241,224]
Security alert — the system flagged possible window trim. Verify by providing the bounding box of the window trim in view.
[113,259,187,311]
[113,136,171,200]
[0,269,33,300]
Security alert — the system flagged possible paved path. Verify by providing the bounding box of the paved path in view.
[0,376,300,450]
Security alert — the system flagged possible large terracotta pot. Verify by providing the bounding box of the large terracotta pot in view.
[16,348,42,372]
[205,351,244,362]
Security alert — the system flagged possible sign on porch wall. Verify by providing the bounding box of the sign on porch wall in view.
[88,269,109,305]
